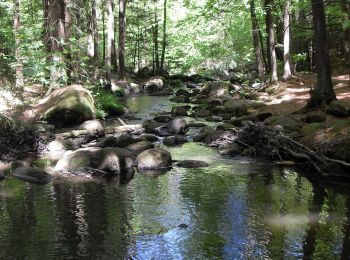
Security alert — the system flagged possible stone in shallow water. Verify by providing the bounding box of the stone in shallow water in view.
[219,142,241,156]
[175,160,209,168]
[126,141,154,156]
[79,119,104,136]
[163,135,188,147]
[136,148,172,170]
[0,172,5,181]
[13,166,52,184]
[155,118,189,137]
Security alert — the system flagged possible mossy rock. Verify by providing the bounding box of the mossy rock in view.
[39,85,96,127]
[265,115,303,132]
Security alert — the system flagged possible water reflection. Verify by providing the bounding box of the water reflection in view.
[1,95,350,259]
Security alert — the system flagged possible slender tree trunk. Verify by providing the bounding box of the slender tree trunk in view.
[64,0,73,84]
[342,0,350,82]
[92,0,99,61]
[250,0,265,80]
[14,0,24,89]
[105,0,114,82]
[283,0,292,80]
[160,0,167,70]
[265,0,278,82]
[102,1,106,64]
[112,11,118,72]
[153,10,160,70]
[118,0,126,79]
[307,0,336,108]
[47,0,67,89]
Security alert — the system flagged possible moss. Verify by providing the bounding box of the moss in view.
[301,123,326,135]
[93,89,125,118]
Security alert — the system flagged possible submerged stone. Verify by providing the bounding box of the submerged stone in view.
[13,166,52,184]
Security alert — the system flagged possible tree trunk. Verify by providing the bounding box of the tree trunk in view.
[92,0,99,61]
[105,0,114,82]
[160,0,167,70]
[118,0,126,79]
[64,0,72,84]
[250,0,265,80]
[153,10,160,71]
[283,0,292,80]
[265,0,278,82]
[307,0,336,108]
[102,0,106,64]
[112,11,118,72]
[47,0,67,89]
[342,0,350,81]
[14,0,24,89]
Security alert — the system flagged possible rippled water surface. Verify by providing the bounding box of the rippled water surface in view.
[1,95,350,259]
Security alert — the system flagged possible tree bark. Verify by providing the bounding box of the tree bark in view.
[14,0,24,89]
[118,0,126,79]
[265,0,278,82]
[283,0,292,80]
[160,0,167,70]
[102,0,106,64]
[342,0,350,82]
[250,0,265,80]
[307,0,336,108]
[105,0,114,82]
[47,0,67,89]
[153,10,160,71]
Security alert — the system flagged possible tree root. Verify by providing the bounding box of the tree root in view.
[236,122,350,175]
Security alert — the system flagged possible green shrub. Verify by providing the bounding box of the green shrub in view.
[93,88,125,119]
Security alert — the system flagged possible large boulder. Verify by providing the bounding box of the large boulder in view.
[31,85,96,127]
[13,166,52,184]
[55,147,134,175]
[198,81,233,98]
[155,118,189,136]
[142,76,165,93]
[136,148,172,170]
[219,142,241,156]
[143,120,163,134]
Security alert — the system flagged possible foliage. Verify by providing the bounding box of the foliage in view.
[93,88,125,119]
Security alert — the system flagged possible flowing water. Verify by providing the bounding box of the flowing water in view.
[1,95,350,259]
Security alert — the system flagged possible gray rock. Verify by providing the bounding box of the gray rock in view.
[163,135,188,146]
[0,172,5,181]
[13,166,52,184]
[154,115,173,123]
[188,122,207,128]
[171,106,188,116]
[136,148,172,170]
[79,119,104,136]
[175,89,192,97]
[142,77,164,93]
[143,119,163,134]
[170,96,190,103]
[193,109,211,118]
[155,118,189,136]
[95,134,134,148]
[126,141,154,155]
[135,134,159,142]
[219,142,241,156]
[55,147,135,175]
[175,160,209,168]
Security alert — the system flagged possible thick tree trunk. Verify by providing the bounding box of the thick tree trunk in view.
[105,0,114,82]
[92,0,99,61]
[14,0,24,89]
[307,0,336,108]
[118,0,126,79]
[283,0,292,80]
[112,11,118,72]
[160,0,167,70]
[64,0,73,84]
[265,0,278,82]
[250,0,265,80]
[153,11,160,70]
[47,0,67,89]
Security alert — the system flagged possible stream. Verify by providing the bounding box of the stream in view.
[1,95,350,259]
